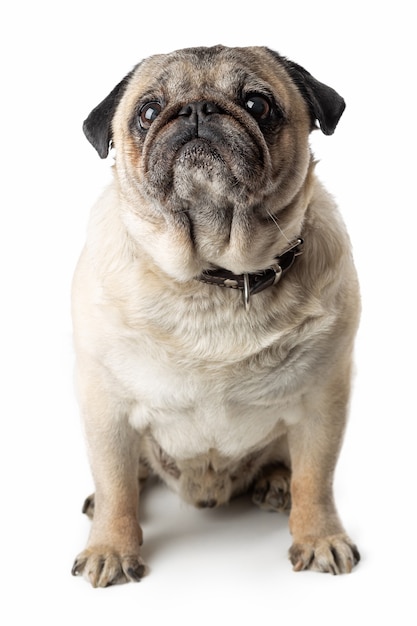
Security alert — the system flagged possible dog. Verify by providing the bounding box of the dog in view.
[71,45,360,587]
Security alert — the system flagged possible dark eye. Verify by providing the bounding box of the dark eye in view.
[139,101,163,130]
[244,94,271,121]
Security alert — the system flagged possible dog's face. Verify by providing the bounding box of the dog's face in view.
[84,46,345,278]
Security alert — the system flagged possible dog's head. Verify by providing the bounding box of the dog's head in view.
[83,46,345,279]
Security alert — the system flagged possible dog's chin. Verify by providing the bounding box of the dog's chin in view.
[172,139,235,206]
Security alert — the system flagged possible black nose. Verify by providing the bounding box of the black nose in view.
[178,101,222,121]
[197,498,218,509]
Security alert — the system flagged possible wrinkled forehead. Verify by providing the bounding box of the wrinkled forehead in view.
[121,46,296,109]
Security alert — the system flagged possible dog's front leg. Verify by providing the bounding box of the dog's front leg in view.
[72,373,144,587]
[287,373,360,575]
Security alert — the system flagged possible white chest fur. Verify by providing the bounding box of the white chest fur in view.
[101,289,320,463]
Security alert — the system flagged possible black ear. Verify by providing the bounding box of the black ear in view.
[83,69,135,158]
[268,50,346,135]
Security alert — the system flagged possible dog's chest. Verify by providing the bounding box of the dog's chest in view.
[107,295,313,461]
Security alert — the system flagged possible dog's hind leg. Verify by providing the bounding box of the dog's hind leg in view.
[252,463,291,512]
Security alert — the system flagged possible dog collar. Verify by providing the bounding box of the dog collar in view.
[197,237,303,310]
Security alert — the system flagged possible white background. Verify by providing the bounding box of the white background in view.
[1,1,415,623]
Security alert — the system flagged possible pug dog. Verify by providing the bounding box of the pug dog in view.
[71,45,360,587]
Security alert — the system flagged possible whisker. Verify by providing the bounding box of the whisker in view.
[266,210,292,244]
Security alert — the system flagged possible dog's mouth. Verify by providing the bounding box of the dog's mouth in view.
[176,138,225,168]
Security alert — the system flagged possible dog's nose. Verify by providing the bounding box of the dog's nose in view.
[197,498,218,509]
[178,101,221,121]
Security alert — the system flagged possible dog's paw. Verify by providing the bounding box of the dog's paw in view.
[289,534,360,575]
[252,466,291,512]
[72,547,146,587]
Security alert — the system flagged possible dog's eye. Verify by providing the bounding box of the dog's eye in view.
[139,102,163,130]
[244,94,271,121]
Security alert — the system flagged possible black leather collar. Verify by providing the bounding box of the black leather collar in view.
[197,237,303,309]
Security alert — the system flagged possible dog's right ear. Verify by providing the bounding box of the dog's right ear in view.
[83,69,135,158]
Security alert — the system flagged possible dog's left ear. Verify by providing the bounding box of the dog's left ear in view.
[83,68,135,158]
[268,50,346,135]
